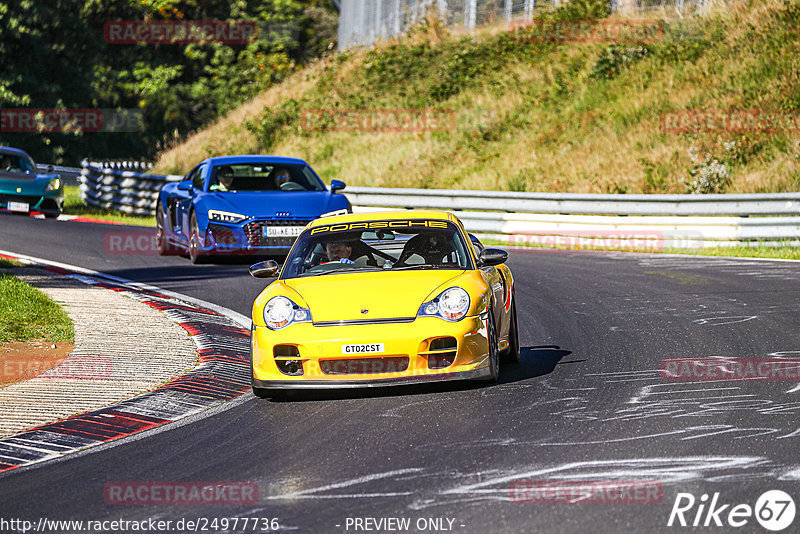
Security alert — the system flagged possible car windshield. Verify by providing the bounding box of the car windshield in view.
[0,153,35,174]
[280,219,473,279]
[207,163,324,192]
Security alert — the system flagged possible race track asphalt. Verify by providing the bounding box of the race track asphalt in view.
[1,214,799,533]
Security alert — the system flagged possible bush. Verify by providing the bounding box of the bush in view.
[245,99,301,150]
[589,45,650,80]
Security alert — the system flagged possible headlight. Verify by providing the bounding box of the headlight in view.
[263,296,312,330]
[208,210,247,224]
[418,287,471,322]
[45,178,61,192]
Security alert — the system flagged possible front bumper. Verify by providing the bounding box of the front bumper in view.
[0,189,63,215]
[252,367,492,389]
[251,315,492,389]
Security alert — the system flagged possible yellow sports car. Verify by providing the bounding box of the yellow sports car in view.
[248,210,519,396]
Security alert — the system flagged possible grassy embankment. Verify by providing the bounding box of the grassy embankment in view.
[0,260,74,344]
[153,0,800,194]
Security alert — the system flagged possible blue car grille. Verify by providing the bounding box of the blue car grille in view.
[244,219,312,248]
[207,224,241,247]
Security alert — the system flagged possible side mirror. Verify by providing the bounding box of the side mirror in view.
[478,248,508,267]
[177,181,193,192]
[330,180,346,193]
[249,260,280,278]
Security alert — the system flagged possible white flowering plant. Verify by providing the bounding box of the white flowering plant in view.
[684,142,740,194]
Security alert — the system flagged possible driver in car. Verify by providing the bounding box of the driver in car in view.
[211,166,235,191]
[272,167,292,189]
[325,240,355,264]
[0,156,12,172]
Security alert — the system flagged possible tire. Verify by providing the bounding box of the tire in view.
[43,212,60,219]
[188,212,205,264]
[501,294,521,364]
[484,309,500,382]
[155,204,173,256]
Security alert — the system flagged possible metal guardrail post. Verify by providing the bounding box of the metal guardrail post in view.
[78,160,182,216]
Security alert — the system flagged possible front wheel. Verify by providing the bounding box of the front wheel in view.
[501,293,521,364]
[484,310,500,382]
[188,212,205,264]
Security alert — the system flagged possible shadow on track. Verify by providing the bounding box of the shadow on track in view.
[100,264,255,284]
[259,345,572,403]
[499,345,573,385]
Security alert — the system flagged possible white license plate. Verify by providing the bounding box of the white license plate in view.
[341,343,385,355]
[7,201,29,213]
[263,226,304,238]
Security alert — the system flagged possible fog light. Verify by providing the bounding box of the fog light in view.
[276,359,304,376]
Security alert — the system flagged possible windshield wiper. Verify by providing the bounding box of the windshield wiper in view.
[391,264,460,271]
[301,267,383,277]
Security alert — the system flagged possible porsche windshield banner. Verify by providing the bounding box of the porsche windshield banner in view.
[310,220,448,235]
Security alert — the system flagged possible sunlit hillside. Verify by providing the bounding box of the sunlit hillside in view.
[154,0,800,194]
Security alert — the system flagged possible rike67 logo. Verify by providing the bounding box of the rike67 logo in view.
[668,490,795,531]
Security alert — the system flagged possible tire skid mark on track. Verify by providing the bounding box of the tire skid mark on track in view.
[0,255,251,475]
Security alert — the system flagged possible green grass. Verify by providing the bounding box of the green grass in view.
[63,186,155,227]
[664,245,800,260]
[0,272,75,343]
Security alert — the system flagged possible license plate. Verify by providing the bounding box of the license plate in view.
[7,201,29,213]
[263,226,304,238]
[341,343,385,355]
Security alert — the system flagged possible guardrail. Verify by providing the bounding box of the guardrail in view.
[346,187,800,248]
[37,164,82,186]
[79,160,181,216]
[344,187,800,217]
[74,163,800,248]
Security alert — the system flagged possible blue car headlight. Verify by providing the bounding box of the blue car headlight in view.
[263,296,312,330]
[45,178,61,192]
[418,287,470,322]
[208,209,247,224]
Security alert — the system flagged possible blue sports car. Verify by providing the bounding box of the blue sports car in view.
[0,146,63,218]
[156,155,351,263]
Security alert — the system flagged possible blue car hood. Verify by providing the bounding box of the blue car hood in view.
[203,191,345,218]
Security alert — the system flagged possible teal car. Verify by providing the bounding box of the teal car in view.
[0,146,63,218]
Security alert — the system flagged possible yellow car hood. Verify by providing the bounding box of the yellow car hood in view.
[285,270,465,322]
